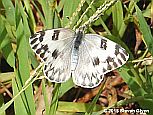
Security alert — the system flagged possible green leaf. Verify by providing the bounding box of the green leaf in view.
[112,1,124,36]
[15,18,35,114]
[0,15,15,68]
[23,0,36,31]
[49,84,60,115]
[12,78,28,115]
[59,78,74,98]
[0,94,5,115]
[0,72,14,84]
[0,96,14,115]
[42,79,50,115]
[38,0,54,29]
[62,0,80,27]
[2,0,15,26]
[135,4,153,56]
[119,65,146,96]
[57,101,102,112]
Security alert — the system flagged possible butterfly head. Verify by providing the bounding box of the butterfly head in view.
[76,26,85,34]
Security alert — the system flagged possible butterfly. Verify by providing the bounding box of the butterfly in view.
[29,28,129,88]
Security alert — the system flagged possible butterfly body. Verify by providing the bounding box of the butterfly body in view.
[29,28,129,88]
[71,30,84,71]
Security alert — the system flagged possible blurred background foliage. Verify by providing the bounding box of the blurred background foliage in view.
[0,0,152,115]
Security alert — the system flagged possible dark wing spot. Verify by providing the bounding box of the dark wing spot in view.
[49,75,54,80]
[100,38,107,50]
[89,82,94,87]
[107,56,114,62]
[43,57,47,61]
[43,44,49,52]
[115,44,120,56]
[30,33,38,39]
[52,49,58,59]
[117,58,122,65]
[32,44,39,49]
[93,57,100,66]
[39,31,45,42]
[36,44,49,54]
[40,52,45,58]
[45,71,48,76]
[122,49,128,56]
[30,38,38,45]
[103,68,107,73]
[113,62,118,68]
[44,65,47,70]
[52,30,60,40]
[120,53,126,61]
[36,48,42,54]
[100,75,103,79]
[107,64,112,70]
[95,79,100,84]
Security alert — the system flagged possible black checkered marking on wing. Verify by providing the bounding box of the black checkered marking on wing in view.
[30,37,38,45]
[100,38,107,50]
[52,49,59,59]
[35,44,50,61]
[30,31,45,44]
[52,30,60,40]
[115,44,128,65]
[38,31,45,42]
[36,44,49,54]
[44,63,68,82]
[93,57,100,66]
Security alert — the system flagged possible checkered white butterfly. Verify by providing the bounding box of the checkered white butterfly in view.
[29,28,129,88]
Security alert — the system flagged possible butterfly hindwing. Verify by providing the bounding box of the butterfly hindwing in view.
[43,41,73,83]
[72,40,104,88]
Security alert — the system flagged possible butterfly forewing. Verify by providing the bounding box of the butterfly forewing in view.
[29,28,75,63]
[84,34,129,74]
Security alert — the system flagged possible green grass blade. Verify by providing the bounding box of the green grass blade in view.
[62,0,80,27]
[0,94,5,115]
[0,16,15,67]
[38,0,54,29]
[85,81,106,115]
[135,4,153,56]
[112,1,124,36]
[15,18,35,115]
[2,0,15,26]
[42,79,50,115]
[59,79,74,98]
[57,101,103,112]
[119,65,146,96]
[49,83,60,115]
[23,0,36,31]
[12,78,28,115]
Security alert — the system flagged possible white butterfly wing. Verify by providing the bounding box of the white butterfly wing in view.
[29,28,75,82]
[29,28,75,63]
[43,41,73,83]
[73,34,129,88]
[72,41,104,88]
